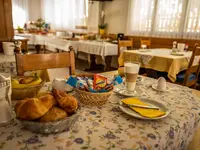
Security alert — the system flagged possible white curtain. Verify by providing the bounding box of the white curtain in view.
[127,0,200,39]
[153,0,185,38]
[41,0,88,31]
[12,0,29,28]
[126,0,155,36]
[183,0,200,39]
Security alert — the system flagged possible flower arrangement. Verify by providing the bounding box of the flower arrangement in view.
[34,18,45,30]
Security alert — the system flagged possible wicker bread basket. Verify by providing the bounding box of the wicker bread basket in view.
[75,88,112,106]
[73,74,113,106]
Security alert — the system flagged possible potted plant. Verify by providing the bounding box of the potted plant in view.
[17,26,24,33]
[98,23,107,35]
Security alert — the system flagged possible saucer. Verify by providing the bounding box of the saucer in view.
[114,87,143,97]
[151,84,170,92]
[170,52,184,56]
[139,49,149,52]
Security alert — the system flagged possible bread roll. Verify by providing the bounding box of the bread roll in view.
[53,89,78,114]
[15,94,56,120]
[39,107,67,122]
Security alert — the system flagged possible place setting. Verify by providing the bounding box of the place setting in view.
[138,44,151,52]
[1,0,200,149]
[111,61,170,120]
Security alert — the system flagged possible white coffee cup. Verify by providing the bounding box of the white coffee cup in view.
[124,62,140,92]
[52,78,73,92]
[177,43,185,52]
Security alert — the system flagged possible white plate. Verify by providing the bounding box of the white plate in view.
[139,49,149,52]
[114,87,143,97]
[151,84,170,92]
[119,98,170,120]
[170,52,184,56]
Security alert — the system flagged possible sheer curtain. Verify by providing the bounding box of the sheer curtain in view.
[41,0,88,31]
[153,0,186,38]
[183,0,200,39]
[126,0,155,36]
[127,0,200,39]
[12,0,29,28]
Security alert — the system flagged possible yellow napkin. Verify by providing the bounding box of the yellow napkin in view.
[122,98,166,118]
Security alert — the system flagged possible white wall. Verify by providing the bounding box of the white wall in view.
[104,0,129,34]
[28,0,41,21]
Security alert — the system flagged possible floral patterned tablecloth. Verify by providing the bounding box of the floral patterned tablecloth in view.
[0,76,200,150]
[0,54,16,76]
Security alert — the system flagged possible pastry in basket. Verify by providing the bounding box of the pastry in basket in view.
[15,94,56,120]
[53,89,78,114]
[39,106,67,122]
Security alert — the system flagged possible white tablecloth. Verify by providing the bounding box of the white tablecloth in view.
[16,34,77,52]
[16,34,118,58]
[77,40,118,57]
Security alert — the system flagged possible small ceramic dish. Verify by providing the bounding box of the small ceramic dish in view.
[114,87,143,97]
[151,84,170,92]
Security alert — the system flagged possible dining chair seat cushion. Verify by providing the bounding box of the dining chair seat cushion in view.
[177,72,196,82]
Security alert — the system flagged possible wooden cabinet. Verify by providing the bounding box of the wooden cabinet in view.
[0,0,14,52]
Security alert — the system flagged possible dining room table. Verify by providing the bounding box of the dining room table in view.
[16,33,118,70]
[119,49,200,82]
[0,71,200,150]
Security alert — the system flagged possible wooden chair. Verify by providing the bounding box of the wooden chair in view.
[140,38,151,49]
[118,38,133,57]
[15,50,75,76]
[117,39,133,76]
[177,44,200,87]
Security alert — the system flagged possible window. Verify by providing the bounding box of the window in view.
[12,0,88,30]
[184,0,200,38]
[127,0,155,36]
[12,0,29,29]
[127,0,200,39]
[41,0,88,30]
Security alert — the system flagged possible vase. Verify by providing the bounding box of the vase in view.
[99,29,105,35]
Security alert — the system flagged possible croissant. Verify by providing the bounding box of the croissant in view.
[39,106,67,122]
[15,94,56,120]
[53,89,78,114]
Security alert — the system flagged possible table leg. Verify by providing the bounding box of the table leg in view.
[24,41,28,53]
[105,56,112,71]
[35,45,41,53]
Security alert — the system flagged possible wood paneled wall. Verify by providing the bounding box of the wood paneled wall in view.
[126,36,200,51]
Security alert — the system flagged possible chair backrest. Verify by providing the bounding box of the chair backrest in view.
[118,39,133,56]
[183,44,200,87]
[15,50,75,76]
[140,38,151,49]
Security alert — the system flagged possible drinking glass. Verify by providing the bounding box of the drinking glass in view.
[124,61,140,93]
